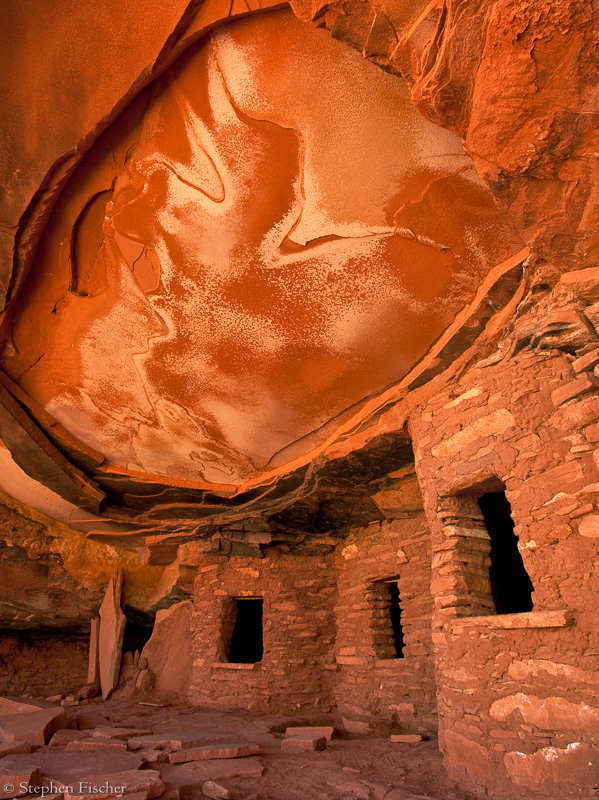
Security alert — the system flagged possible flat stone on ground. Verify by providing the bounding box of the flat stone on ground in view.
[169,744,260,764]
[1,752,144,786]
[63,769,163,800]
[49,730,88,748]
[138,749,171,765]
[0,743,31,758]
[281,736,326,753]
[202,781,243,800]
[390,735,424,743]
[158,783,180,800]
[0,759,42,799]
[284,726,337,741]
[76,712,110,730]
[160,759,264,787]
[66,739,128,752]
[128,733,236,752]
[0,698,52,715]
[0,707,66,747]
[88,727,153,741]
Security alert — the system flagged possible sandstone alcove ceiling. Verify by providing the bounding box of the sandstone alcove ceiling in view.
[0,4,524,549]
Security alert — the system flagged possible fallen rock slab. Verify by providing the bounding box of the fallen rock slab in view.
[342,717,374,735]
[88,727,153,741]
[169,745,259,764]
[281,736,326,753]
[0,707,66,747]
[63,769,163,800]
[66,739,128,752]
[284,726,337,741]
[87,618,100,685]
[390,734,424,743]
[128,733,236,752]
[0,698,53,715]
[49,730,87,748]
[140,601,192,696]
[99,570,126,700]
[0,758,42,799]
[1,752,144,787]
[138,749,171,765]
[158,783,180,800]
[202,782,243,800]
[76,712,110,730]
[0,743,31,759]
[160,759,264,788]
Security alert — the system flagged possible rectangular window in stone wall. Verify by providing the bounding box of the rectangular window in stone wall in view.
[435,487,534,619]
[478,491,534,614]
[371,579,404,659]
[225,597,264,664]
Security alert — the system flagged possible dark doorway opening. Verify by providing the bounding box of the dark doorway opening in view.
[122,621,153,654]
[227,598,263,664]
[388,582,405,658]
[478,491,534,614]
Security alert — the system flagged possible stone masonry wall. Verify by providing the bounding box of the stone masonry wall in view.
[189,547,337,713]
[332,473,436,732]
[409,347,599,797]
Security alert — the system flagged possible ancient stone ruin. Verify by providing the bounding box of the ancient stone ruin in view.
[0,1,597,798]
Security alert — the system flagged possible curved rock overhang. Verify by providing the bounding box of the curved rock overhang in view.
[0,0,594,560]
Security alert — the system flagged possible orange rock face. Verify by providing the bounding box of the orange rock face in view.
[290,0,599,273]
[0,8,521,488]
